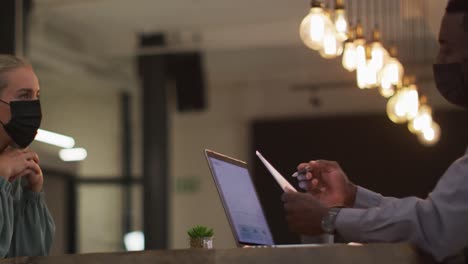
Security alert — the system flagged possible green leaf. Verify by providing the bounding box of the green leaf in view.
[187,225,214,238]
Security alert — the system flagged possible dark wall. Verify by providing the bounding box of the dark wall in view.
[0,1,15,54]
[0,0,32,55]
[250,110,468,244]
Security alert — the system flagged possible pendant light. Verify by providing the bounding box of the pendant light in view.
[333,0,348,42]
[408,96,433,134]
[300,0,332,51]
[342,26,357,71]
[379,47,404,98]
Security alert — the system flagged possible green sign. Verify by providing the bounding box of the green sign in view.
[175,177,201,193]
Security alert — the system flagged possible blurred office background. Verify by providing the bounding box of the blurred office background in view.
[2,0,468,255]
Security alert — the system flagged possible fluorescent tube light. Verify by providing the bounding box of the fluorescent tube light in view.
[35,129,75,149]
[59,148,87,162]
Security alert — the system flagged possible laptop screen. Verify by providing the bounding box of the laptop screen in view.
[206,150,274,246]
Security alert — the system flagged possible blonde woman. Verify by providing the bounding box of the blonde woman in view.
[0,54,54,257]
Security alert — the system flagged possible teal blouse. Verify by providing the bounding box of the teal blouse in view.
[0,177,55,257]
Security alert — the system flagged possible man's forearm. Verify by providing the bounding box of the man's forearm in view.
[336,154,468,262]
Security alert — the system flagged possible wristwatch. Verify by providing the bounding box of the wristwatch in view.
[321,207,341,234]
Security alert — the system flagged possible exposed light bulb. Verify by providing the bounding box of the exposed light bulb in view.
[356,63,368,89]
[342,41,357,71]
[369,43,388,72]
[342,26,356,71]
[404,84,420,120]
[387,91,408,124]
[363,44,378,89]
[368,28,388,72]
[418,121,441,146]
[408,104,433,134]
[354,41,366,68]
[365,60,379,88]
[353,22,367,89]
[387,80,419,123]
[378,75,395,98]
[334,9,348,42]
[300,4,331,51]
[354,39,367,89]
[319,25,344,59]
[379,57,404,89]
[353,22,366,68]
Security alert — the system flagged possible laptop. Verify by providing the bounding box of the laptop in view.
[204,149,322,248]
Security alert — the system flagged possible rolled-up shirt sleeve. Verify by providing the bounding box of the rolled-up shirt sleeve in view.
[336,153,468,262]
[354,187,384,208]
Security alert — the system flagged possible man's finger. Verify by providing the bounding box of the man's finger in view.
[292,163,310,178]
[308,159,335,170]
[311,178,319,187]
[296,163,309,172]
[281,191,300,202]
[297,172,313,181]
[298,181,311,190]
[299,180,322,193]
[285,215,295,231]
[315,160,339,169]
[283,202,295,212]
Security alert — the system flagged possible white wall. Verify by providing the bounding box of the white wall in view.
[38,74,122,178]
[34,68,133,253]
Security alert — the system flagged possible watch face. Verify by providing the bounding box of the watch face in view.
[321,218,334,234]
[321,208,341,234]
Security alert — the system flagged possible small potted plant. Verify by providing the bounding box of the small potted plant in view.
[187,225,214,249]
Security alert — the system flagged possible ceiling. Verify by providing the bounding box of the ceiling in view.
[29,0,448,95]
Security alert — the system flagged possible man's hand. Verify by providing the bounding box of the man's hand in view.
[293,160,357,208]
[0,148,43,192]
[282,190,328,236]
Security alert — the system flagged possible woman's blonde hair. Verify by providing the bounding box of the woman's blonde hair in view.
[0,54,31,92]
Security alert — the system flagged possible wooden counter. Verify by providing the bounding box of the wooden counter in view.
[0,243,436,264]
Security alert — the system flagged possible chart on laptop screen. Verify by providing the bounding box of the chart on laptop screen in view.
[209,156,274,245]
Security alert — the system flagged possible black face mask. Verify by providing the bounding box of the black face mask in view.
[0,100,42,148]
[433,61,468,109]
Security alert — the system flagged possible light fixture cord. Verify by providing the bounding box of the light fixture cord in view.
[413,0,416,63]
[422,0,428,62]
[403,0,408,63]
[365,0,370,38]
[386,0,392,46]
[347,0,352,26]
[356,0,361,25]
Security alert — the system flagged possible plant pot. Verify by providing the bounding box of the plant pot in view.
[189,237,214,249]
